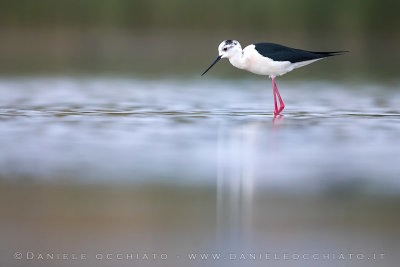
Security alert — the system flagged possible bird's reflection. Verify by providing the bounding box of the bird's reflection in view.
[272,114,284,128]
[216,116,285,249]
[216,121,259,248]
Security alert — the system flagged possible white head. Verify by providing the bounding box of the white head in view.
[218,40,242,59]
[201,40,242,76]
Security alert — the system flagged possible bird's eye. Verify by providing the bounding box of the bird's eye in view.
[223,47,228,51]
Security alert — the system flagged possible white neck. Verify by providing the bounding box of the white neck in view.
[228,50,246,70]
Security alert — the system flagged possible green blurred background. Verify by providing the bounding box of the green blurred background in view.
[0,0,399,79]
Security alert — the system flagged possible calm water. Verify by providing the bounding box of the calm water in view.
[1,77,400,267]
[1,77,399,191]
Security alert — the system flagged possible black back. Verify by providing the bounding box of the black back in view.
[254,43,345,63]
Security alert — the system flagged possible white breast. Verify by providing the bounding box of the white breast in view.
[242,45,293,77]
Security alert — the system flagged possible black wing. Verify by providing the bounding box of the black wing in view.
[254,43,346,63]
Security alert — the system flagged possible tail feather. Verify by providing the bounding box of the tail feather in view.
[313,51,349,58]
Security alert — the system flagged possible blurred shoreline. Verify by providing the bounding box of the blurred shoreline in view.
[0,28,398,80]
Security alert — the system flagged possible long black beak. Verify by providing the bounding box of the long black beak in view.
[201,55,222,76]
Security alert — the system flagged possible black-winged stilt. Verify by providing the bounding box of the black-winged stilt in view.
[202,40,346,115]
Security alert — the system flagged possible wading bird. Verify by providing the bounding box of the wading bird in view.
[201,40,346,115]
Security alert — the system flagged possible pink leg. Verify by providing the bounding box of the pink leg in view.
[271,77,285,114]
[272,80,278,114]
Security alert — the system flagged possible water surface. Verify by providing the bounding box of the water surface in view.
[0,77,399,192]
[1,77,400,267]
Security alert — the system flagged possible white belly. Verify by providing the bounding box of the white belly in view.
[230,45,320,78]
